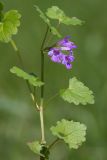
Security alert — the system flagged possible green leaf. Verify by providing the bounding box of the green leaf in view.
[0,10,21,43]
[62,17,83,26]
[34,5,50,26]
[50,26,61,37]
[27,141,44,156]
[46,6,82,26]
[10,66,44,87]
[46,6,65,21]
[34,5,61,38]
[50,119,87,149]
[60,77,95,105]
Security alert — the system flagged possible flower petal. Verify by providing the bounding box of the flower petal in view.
[66,63,72,69]
[48,50,54,56]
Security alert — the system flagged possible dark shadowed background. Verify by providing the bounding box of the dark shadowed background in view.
[0,0,107,160]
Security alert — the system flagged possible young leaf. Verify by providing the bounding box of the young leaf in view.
[46,6,82,26]
[51,119,86,149]
[34,5,61,37]
[60,77,95,105]
[27,141,44,156]
[10,66,44,87]
[0,10,21,43]
[46,6,65,22]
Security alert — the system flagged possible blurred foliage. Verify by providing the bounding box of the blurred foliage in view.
[0,0,107,160]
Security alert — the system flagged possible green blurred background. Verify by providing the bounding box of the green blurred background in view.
[0,0,107,160]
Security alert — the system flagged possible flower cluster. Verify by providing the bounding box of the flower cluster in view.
[48,36,77,69]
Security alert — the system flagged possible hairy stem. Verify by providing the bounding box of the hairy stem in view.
[39,26,49,160]
[40,25,49,145]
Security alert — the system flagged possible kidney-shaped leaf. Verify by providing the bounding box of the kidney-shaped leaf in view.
[46,6,65,21]
[0,10,21,43]
[51,119,86,149]
[60,77,95,105]
[46,6,83,26]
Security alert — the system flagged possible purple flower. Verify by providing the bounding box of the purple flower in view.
[47,36,77,70]
[58,36,77,51]
[62,54,75,69]
[48,48,63,63]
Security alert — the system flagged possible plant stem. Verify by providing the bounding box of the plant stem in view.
[40,26,49,99]
[45,21,60,47]
[44,92,59,108]
[10,39,24,68]
[40,25,49,145]
[40,100,46,144]
[48,138,60,150]
[10,39,39,110]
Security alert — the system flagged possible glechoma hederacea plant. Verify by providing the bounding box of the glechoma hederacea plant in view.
[0,2,95,159]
